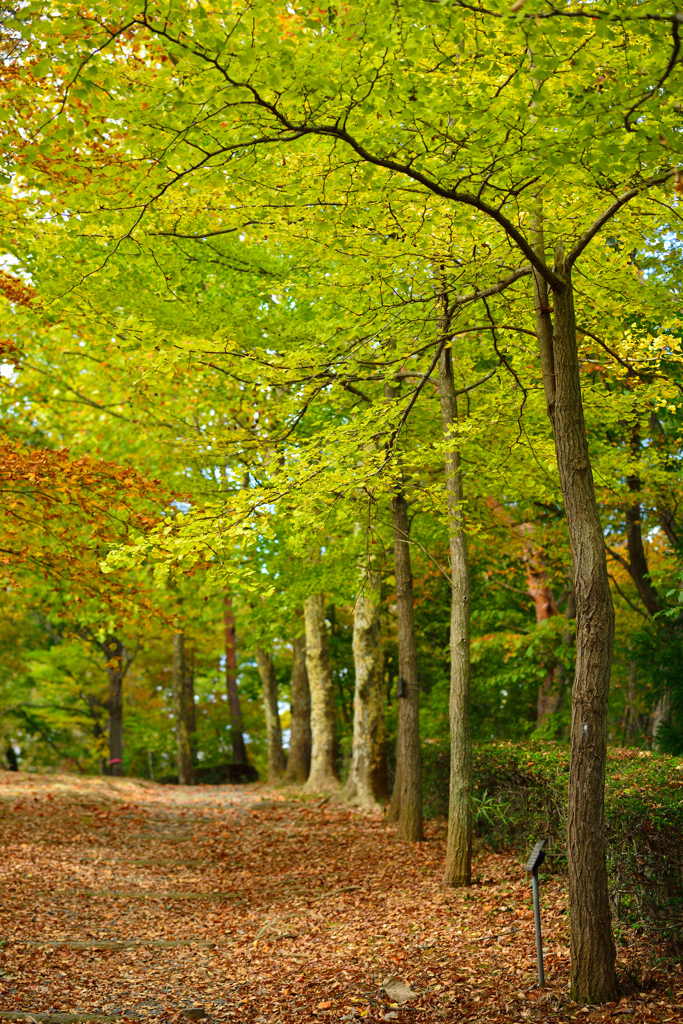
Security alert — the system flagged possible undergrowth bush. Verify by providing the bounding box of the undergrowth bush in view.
[422,740,683,944]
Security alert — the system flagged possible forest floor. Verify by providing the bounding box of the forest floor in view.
[0,772,681,1024]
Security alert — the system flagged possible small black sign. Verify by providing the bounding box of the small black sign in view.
[525,839,546,873]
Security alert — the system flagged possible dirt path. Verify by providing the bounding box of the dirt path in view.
[0,772,680,1023]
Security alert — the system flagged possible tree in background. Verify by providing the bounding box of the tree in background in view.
[344,564,387,807]
[303,593,338,792]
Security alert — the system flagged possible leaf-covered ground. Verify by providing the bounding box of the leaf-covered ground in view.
[1,773,681,1024]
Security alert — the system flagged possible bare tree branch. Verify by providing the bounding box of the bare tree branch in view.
[568,172,674,267]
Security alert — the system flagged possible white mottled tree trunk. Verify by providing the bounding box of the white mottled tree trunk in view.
[303,593,339,792]
[344,568,387,807]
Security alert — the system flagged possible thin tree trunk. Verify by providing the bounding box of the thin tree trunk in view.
[184,643,196,758]
[344,567,388,807]
[328,603,353,727]
[255,646,287,782]
[437,335,472,885]
[387,492,423,840]
[172,631,195,785]
[533,224,619,1002]
[285,632,311,783]
[625,484,661,617]
[83,692,108,775]
[384,380,423,837]
[103,636,127,777]
[302,593,339,792]
[224,594,248,763]
[622,459,670,748]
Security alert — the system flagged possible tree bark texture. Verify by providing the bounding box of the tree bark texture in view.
[302,592,339,792]
[344,568,388,807]
[103,636,127,777]
[224,594,248,764]
[183,643,197,758]
[285,632,311,783]
[255,645,287,782]
[387,492,424,840]
[438,341,472,885]
[534,241,618,1004]
[172,631,195,786]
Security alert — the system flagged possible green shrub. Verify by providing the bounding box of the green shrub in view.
[422,740,683,943]
[606,748,683,943]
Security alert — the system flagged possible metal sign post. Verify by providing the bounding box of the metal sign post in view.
[525,839,546,986]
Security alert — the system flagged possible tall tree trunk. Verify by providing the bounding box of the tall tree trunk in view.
[103,635,127,777]
[621,460,671,746]
[437,337,472,885]
[255,646,287,782]
[625,491,661,617]
[302,593,338,792]
[623,466,673,743]
[328,603,352,727]
[387,492,424,840]
[285,632,311,783]
[172,631,195,785]
[224,594,248,764]
[183,642,196,758]
[533,228,619,1003]
[83,692,108,775]
[624,449,662,617]
[344,567,388,807]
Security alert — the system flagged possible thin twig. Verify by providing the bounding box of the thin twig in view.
[606,571,649,621]
[568,172,674,267]
[577,326,652,380]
